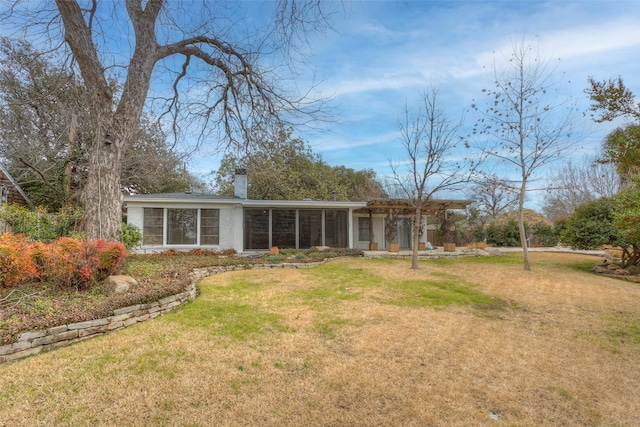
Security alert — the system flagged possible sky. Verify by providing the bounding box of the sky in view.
[191,0,640,209]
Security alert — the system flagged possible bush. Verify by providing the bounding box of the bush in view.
[120,223,142,250]
[0,204,84,242]
[532,223,559,247]
[2,234,127,290]
[486,220,522,247]
[560,198,620,250]
[0,233,39,287]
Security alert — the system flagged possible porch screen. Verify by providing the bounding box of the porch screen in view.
[244,209,269,250]
[325,209,348,248]
[298,209,322,249]
[272,209,296,249]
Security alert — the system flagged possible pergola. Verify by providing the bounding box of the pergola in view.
[354,198,474,247]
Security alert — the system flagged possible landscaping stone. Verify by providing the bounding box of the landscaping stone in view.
[614,269,630,276]
[105,275,138,294]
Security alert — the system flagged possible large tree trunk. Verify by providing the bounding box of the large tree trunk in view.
[82,130,123,240]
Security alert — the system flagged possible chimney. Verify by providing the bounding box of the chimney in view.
[234,168,247,199]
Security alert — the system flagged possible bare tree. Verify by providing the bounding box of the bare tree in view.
[472,39,580,271]
[469,175,520,222]
[391,87,482,269]
[3,1,332,239]
[542,157,621,221]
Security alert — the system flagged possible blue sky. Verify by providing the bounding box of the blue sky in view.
[192,0,640,208]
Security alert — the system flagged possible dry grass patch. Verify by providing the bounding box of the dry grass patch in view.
[1,253,639,426]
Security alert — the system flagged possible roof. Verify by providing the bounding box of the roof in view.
[0,163,33,208]
[124,192,239,202]
[354,198,474,215]
[124,192,472,214]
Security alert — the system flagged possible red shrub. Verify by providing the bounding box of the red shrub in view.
[0,233,39,287]
[0,235,128,290]
[90,239,128,280]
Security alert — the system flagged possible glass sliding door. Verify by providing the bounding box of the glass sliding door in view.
[244,209,270,250]
[272,209,296,249]
[299,209,323,249]
[397,218,412,249]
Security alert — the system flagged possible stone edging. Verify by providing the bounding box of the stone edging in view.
[0,261,323,364]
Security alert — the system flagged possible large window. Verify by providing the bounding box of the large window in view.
[168,209,197,245]
[141,208,220,246]
[200,209,220,245]
[143,208,163,245]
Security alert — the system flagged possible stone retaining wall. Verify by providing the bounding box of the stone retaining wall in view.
[0,261,323,364]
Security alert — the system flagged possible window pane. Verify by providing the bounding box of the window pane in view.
[200,209,219,245]
[325,209,348,248]
[299,210,322,249]
[143,208,163,245]
[244,209,269,250]
[358,217,370,241]
[272,209,296,249]
[168,209,197,245]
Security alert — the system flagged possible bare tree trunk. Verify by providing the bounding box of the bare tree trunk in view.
[518,180,531,271]
[411,206,421,269]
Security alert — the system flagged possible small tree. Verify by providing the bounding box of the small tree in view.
[472,39,579,271]
[391,87,482,269]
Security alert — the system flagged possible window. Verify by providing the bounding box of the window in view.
[143,208,163,245]
[168,209,197,245]
[358,217,370,241]
[200,209,220,245]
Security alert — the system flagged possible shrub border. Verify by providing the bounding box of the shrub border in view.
[0,261,323,364]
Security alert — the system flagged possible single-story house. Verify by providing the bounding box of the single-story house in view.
[124,170,472,253]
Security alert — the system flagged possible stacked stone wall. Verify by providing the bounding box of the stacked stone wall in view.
[0,261,322,364]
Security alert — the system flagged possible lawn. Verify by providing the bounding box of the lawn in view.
[1,253,639,426]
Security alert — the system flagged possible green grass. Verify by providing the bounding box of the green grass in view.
[166,277,290,340]
[386,273,500,309]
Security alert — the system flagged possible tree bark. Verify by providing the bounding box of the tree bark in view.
[411,206,421,269]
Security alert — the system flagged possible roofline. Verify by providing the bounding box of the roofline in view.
[0,163,34,208]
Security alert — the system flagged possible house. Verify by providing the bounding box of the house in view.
[124,170,472,253]
[0,164,33,232]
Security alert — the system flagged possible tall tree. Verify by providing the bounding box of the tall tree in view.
[3,1,331,239]
[472,40,579,271]
[390,87,482,269]
[0,38,203,210]
[211,127,383,201]
[542,157,621,221]
[586,77,640,183]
